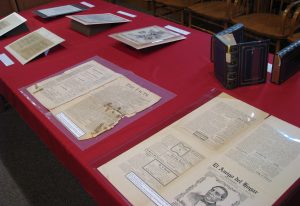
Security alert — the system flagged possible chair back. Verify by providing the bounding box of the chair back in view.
[0,0,18,17]
[16,0,54,11]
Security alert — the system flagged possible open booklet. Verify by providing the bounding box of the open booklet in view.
[5,27,65,65]
[109,25,186,49]
[99,93,300,206]
[26,59,161,140]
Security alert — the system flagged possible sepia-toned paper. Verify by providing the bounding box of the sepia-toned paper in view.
[27,60,161,140]
[0,12,27,37]
[67,13,131,25]
[109,25,186,49]
[5,27,65,64]
[51,76,161,140]
[98,93,300,206]
[27,60,121,110]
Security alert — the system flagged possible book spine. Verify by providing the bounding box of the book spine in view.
[225,46,238,89]
[271,54,281,84]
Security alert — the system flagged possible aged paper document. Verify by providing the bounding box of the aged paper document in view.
[5,27,65,65]
[27,60,161,140]
[109,25,186,49]
[67,13,130,25]
[51,77,161,140]
[0,12,27,37]
[27,60,120,110]
[99,93,300,206]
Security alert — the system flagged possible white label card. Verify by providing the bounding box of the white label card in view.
[56,112,85,138]
[0,53,14,66]
[117,11,136,18]
[267,63,272,73]
[164,25,190,35]
[126,172,172,206]
[80,1,95,8]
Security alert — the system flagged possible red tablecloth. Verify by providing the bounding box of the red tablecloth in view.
[0,0,299,205]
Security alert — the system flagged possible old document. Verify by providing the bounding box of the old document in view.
[27,60,161,140]
[0,12,27,37]
[67,13,130,25]
[109,25,186,49]
[51,77,161,140]
[170,116,300,206]
[5,27,65,64]
[27,60,120,110]
[98,93,273,206]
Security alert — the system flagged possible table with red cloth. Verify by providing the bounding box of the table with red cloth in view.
[0,0,299,205]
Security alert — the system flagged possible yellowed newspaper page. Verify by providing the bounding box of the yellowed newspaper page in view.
[0,12,26,37]
[5,27,65,64]
[27,60,120,110]
[98,93,271,206]
[166,116,300,206]
[51,77,161,140]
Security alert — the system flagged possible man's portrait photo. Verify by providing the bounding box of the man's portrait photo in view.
[175,174,242,206]
[187,186,228,206]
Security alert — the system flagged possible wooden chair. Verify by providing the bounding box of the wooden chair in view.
[288,5,300,42]
[231,0,300,51]
[153,0,201,25]
[188,0,246,34]
[0,0,18,17]
[15,0,54,11]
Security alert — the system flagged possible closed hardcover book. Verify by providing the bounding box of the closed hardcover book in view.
[212,24,269,89]
[271,39,300,84]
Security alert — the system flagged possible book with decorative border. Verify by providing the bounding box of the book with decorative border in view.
[212,24,269,89]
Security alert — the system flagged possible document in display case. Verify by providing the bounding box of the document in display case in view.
[0,12,28,38]
[67,13,131,36]
[99,93,300,206]
[5,27,65,65]
[271,39,300,84]
[109,25,186,49]
[33,3,89,19]
[21,56,175,149]
[212,24,269,89]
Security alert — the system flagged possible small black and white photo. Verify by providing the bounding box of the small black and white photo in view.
[175,174,242,206]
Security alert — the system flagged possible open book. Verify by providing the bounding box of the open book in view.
[26,59,161,140]
[99,93,300,206]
